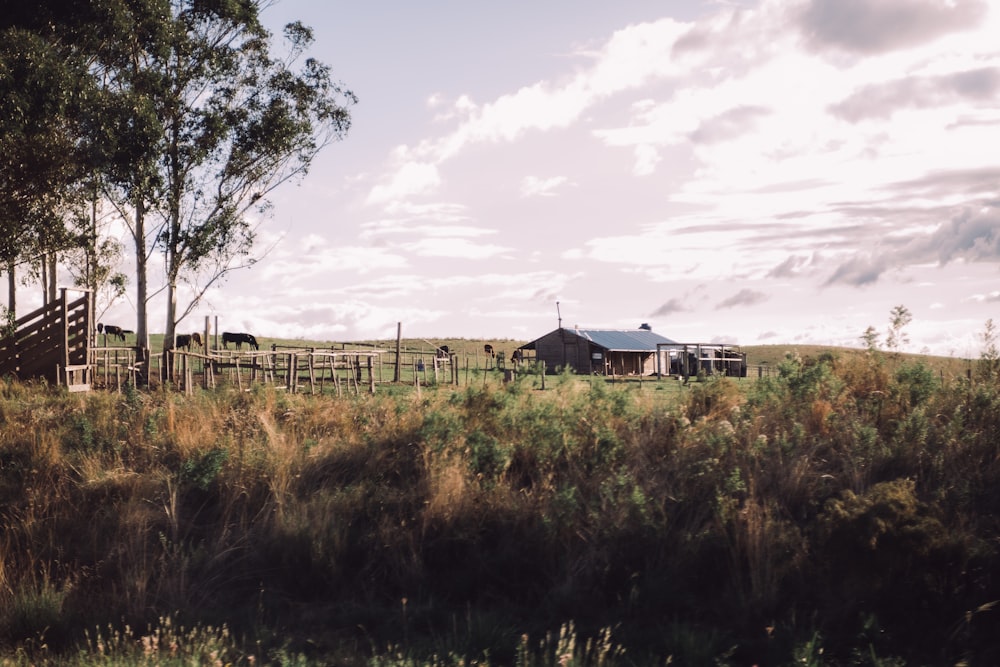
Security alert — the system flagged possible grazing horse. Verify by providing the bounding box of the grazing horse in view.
[222,331,259,350]
[484,344,495,358]
[97,323,127,342]
[174,332,203,350]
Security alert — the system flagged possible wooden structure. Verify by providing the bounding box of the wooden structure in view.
[517,325,748,379]
[656,342,747,379]
[518,326,680,376]
[0,288,92,391]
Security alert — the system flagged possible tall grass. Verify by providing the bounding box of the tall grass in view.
[1,348,999,665]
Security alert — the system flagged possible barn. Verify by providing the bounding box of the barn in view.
[517,325,678,376]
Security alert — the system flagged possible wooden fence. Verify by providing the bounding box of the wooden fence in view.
[87,337,777,395]
[0,289,92,391]
[135,343,517,395]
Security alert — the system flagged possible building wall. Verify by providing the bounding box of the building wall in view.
[532,330,663,375]
[534,329,594,374]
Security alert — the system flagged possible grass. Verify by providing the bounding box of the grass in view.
[2,341,1000,665]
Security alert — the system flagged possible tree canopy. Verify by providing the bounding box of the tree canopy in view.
[0,0,355,349]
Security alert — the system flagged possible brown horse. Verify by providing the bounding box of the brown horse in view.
[175,332,203,350]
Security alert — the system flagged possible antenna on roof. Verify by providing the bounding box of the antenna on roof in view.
[556,301,562,329]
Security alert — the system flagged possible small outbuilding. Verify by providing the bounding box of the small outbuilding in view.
[517,325,678,376]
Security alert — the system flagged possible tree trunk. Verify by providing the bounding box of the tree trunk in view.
[6,260,14,314]
[131,195,152,384]
[47,251,57,303]
[41,253,49,306]
[164,279,177,352]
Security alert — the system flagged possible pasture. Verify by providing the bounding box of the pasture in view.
[2,342,998,665]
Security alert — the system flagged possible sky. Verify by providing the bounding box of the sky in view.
[96,0,1000,355]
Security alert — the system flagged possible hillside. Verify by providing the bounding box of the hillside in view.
[743,344,974,379]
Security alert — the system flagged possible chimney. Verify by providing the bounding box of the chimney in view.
[639,323,652,331]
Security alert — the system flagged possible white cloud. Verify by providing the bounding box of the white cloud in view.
[366,160,441,205]
[402,237,511,259]
[260,245,408,281]
[521,175,571,197]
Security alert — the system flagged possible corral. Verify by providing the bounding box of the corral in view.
[1,292,751,393]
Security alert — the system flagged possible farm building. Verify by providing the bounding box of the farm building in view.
[517,325,678,376]
[517,325,748,378]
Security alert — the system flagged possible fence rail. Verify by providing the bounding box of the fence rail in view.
[0,289,91,390]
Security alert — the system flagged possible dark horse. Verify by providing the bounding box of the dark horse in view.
[222,331,259,350]
[174,332,203,350]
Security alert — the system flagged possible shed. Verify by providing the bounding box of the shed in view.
[517,326,679,376]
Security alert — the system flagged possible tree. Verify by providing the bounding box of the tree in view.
[885,304,912,354]
[977,318,999,382]
[861,325,881,353]
[63,193,129,323]
[93,1,355,350]
[0,25,92,314]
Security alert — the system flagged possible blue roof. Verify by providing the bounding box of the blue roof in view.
[522,328,678,351]
[574,328,678,351]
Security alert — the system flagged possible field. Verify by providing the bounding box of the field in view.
[1,343,999,665]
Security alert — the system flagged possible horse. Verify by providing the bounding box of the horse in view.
[484,344,495,358]
[222,331,259,350]
[97,323,127,342]
[174,332,203,350]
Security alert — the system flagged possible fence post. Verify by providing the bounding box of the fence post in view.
[60,289,70,386]
[394,322,402,382]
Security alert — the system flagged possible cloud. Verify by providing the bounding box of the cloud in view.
[521,175,571,198]
[824,253,890,286]
[717,288,769,309]
[651,298,690,317]
[766,254,811,278]
[818,203,999,288]
[689,105,771,144]
[830,68,1000,122]
[885,166,1000,200]
[366,160,441,205]
[362,221,494,241]
[798,0,988,54]
[916,205,1000,264]
[260,245,408,281]
[402,237,511,260]
[966,291,1000,303]
[369,16,694,207]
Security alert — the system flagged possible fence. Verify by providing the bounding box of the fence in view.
[0,288,92,391]
[88,336,782,395]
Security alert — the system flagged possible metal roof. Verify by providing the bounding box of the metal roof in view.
[574,328,678,351]
[523,328,678,351]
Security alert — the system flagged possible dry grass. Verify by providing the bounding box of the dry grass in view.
[2,344,1000,665]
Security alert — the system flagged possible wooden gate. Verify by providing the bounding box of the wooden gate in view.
[0,288,92,391]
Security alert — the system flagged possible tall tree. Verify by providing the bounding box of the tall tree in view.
[93,0,355,350]
[0,25,91,315]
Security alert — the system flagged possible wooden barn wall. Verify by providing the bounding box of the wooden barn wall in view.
[605,351,655,376]
[534,330,594,374]
[531,330,674,376]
